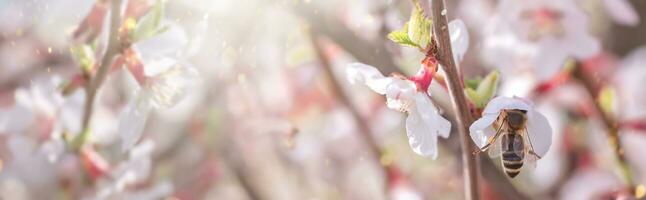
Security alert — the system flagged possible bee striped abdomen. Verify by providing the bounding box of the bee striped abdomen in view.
[501,133,525,178]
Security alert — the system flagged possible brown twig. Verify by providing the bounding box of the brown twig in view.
[308,30,392,187]
[428,0,479,199]
[572,62,636,191]
[308,31,384,164]
[76,0,123,146]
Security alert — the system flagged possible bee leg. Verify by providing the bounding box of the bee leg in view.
[473,122,506,155]
[529,151,542,159]
[473,140,497,155]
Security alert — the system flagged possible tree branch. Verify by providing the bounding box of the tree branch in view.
[77,0,123,146]
[308,30,400,194]
[428,0,479,199]
[572,62,636,191]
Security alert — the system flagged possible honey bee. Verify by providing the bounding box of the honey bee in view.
[475,109,542,178]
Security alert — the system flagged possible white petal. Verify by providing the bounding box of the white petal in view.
[385,79,417,111]
[449,19,469,63]
[346,63,393,94]
[119,97,152,152]
[60,90,86,134]
[0,102,34,135]
[482,96,532,115]
[469,113,499,148]
[526,110,552,157]
[39,138,65,163]
[183,19,209,57]
[134,22,188,58]
[414,93,451,138]
[146,64,199,109]
[533,45,568,80]
[143,57,178,77]
[405,110,439,159]
[603,0,640,26]
[568,33,601,60]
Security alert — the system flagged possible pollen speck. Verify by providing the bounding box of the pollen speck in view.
[47,47,52,54]
[237,73,246,83]
[636,184,646,199]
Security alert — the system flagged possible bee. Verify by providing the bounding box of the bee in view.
[475,109,542,178]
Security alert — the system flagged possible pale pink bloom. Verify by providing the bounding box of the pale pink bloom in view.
[469,96,552,159]
[449,19,469,63]
[346,63,451,159]
[95,140,158,199]
[614,47,646,121]
[119,22,202,151]
[558,169,622,200]
[602,0,640,26]
[482,0,600,80]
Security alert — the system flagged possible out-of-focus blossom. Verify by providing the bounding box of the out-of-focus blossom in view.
[346,63,450,159]
[482,0,600,80]
[119,21,202,151]
[602,0,640,26]
[94,140,158,199]
[469,96,552,159]
[614,47,646,121]
[558,168,624,200]
[449,19,469,63]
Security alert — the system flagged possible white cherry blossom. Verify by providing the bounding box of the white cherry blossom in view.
[119,22,201,151]
[602,0,640,26]
[469,96,552,158]
[482,0,600,80]
[346,63,451,159]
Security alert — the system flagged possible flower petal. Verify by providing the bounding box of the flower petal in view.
[405,110,439,159]
[526,110,552,157]
[602,0,640,26]
[134,22,188,59]
[469,113,498,148]
[146,64,199,109]
[346,63,393,94]
[0,102,34,135]
[118,97,152,152]
[482,96,532,115]
[449,19,469,63]
[385,79,417,111]
[414,93,451,138]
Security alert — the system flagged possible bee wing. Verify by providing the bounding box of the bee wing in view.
[487,139,502,158]
[521,128,540,170]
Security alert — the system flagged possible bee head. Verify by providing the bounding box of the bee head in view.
[506,109,527,129]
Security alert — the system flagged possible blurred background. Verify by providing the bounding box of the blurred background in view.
[1,0,646,199]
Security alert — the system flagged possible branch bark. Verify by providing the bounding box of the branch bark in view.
[309,31,384,170]
[77,0,123,146]
[572,62,636,190]
[428,0,479,199]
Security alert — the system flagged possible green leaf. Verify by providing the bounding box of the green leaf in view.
[387,26,420,48]
[132,0,165,41]
[475,70,499,107]
[465,88,480,106]
[464,78,480,90]
[464,70,499,108]
[407,2,432,49]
